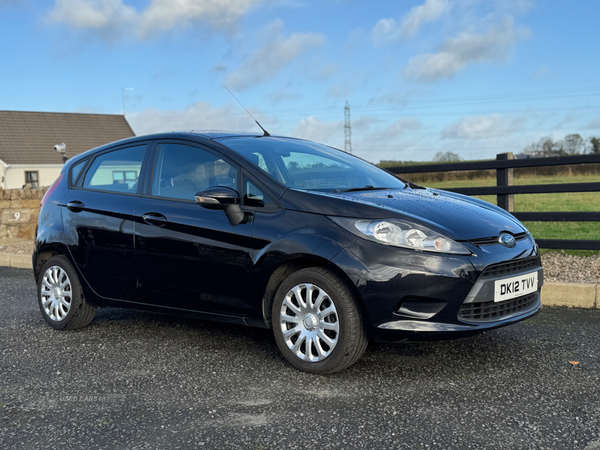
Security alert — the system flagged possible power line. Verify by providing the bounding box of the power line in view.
[259,86,600,116]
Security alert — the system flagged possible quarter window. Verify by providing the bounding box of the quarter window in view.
[83,145,146,193]
[70,159,88,186]
[243,178,277,209]
[152,143,237,201]
[245,180,265,202]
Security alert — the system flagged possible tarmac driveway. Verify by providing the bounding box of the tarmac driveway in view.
[1,266,600,449]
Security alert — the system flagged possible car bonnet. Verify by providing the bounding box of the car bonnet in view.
[282,187,525,241]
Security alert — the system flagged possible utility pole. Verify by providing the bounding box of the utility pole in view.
[344,101,352,153]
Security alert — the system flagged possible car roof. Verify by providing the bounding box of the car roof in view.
[63,130,272,168]
[176,130,265,139]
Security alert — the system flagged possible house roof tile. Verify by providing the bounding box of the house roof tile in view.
[0,110,135,164]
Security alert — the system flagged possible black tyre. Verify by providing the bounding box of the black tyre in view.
[272,267,368,374]
[37,255,96,330]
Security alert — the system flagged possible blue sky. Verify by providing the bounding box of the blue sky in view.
[1,0,599,163]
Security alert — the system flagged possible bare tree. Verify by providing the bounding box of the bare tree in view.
[561,134,585,155]
[541,137,557,154]
[433,151,462,163]
[523,139,542,154]
[524,136,558,156]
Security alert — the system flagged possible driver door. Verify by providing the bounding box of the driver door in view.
[134,141,255,316]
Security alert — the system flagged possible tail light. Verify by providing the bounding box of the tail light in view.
[41,173,64,207]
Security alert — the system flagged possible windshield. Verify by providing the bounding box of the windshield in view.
[216,136,406,192]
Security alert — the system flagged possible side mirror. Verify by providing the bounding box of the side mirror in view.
[195,186,245,226]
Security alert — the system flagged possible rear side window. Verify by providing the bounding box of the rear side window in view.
[152,143,237,201]
[83,145,146,193]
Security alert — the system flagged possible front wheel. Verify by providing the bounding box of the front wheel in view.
[37,255,96,330]
[272,267,367,374]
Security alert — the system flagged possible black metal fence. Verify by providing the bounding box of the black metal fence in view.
[386,153,600,250]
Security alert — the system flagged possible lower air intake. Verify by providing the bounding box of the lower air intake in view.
[458,293,537,323]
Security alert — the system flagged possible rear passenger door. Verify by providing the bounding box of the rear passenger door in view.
[62,143,149,300]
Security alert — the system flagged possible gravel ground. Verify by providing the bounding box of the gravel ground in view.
[542,252,600,284]
[2,238,598,284]
[0,239,33,255]
[1,266,600,449]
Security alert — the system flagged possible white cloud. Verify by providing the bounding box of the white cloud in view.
[47,0,265,39]
[402,17,531,81]
[138,0,262,37]
[371,0,449,43]
[352,115,382,131]
[127,101,271,136]
[350,117,423,162]
[371,18,398,43]
[403,52,463,83]
[289,114,424,161]
[291,116,343,148]
[47,0,136,35]
[399,0,450,38]
[379,118,422,138]
[441,114,516,139]
[287,116,420,163]
[225,19,325,90]
[129,107,420,164]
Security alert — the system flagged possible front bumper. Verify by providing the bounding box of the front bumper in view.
[329,234,542,343]
[374,292,541,342]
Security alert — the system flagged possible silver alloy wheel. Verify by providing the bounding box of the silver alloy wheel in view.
[40,266,72,321]
[279,283,339,362]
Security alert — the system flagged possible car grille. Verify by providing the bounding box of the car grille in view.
[469,232,528,247]
[458,293,537,322]
[481,257,540,278]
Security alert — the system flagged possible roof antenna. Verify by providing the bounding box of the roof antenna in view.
[225,86,270,137]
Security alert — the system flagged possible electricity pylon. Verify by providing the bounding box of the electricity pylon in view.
[344,101,352,153]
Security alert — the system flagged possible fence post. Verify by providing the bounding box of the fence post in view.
[496,152,514,212]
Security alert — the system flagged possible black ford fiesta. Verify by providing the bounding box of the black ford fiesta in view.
[34,131,543,374]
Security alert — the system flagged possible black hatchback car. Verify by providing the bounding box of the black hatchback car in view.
[34,131,543,373]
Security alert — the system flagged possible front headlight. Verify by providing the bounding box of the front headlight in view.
[329,217,471,255]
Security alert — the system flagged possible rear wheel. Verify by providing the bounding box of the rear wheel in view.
[272,267,367,374]
[37,255,96,330]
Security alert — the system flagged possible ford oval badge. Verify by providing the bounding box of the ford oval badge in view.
[499,233,516,248]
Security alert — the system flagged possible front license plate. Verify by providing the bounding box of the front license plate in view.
[494,272,538,302]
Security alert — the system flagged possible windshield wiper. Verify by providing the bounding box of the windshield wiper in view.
[333,186,394,193]
[406,181,426,190]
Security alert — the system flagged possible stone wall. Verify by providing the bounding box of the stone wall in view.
[0,185,49,240]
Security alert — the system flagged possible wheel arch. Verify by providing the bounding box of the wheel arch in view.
[33,244,72,282]
[260,255,366,331]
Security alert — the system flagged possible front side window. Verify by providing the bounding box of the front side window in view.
[152,143,238,201]
[83,145,146,193]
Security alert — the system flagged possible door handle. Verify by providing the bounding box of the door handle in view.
[142,212,167,227]
[66,201,85,213]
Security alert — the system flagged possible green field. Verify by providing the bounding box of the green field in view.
[418,174,600,256]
